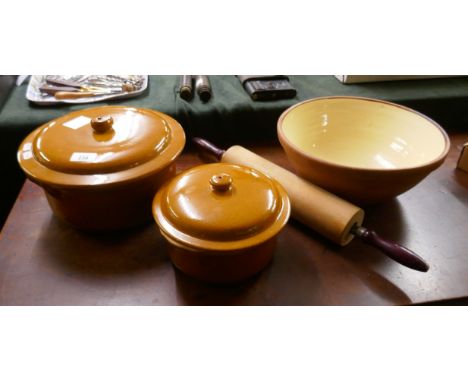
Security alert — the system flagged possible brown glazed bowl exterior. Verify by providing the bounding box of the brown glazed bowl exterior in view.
[152,163,291,283]
[163,233,277,283]
[278,96,451,205]
[17,106,185,231]
[40,165,176,231]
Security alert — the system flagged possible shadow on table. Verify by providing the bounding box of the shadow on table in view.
[173,227,323,305]
[36,206,412,305]
[283,198,412,305]
[174,217,412,306]
[415,297,468,305]
[36,216,170,278]
[454,169,468,188]
[174,268,262,306]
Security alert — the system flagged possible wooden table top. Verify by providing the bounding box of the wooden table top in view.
[1,134,467,305]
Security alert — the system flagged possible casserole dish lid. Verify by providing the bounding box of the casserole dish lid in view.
[152,163,290,251]
[18,106,185,187]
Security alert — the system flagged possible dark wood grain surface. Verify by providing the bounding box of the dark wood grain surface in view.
[1,134,467,305]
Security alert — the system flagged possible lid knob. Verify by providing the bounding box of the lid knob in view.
[91,115,113,133]
[210,173,232,192]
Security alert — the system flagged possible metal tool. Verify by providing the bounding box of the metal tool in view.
[42,75,138,100]
[179,75,193,100]
[195,75,212,102]
[45,75,140,94]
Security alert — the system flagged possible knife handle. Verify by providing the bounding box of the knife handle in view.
[54,91,102,100]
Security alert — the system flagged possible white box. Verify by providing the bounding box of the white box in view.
[335,75,456,84]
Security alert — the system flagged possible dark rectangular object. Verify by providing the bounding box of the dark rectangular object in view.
[237,75,296,101]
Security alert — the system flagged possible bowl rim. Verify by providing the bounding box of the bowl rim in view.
[277,96,451,172]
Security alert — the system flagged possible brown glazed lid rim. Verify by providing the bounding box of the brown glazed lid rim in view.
[17,106,186,188]
[152,163,291,252]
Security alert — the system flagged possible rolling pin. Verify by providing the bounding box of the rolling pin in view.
[193,138,429,272]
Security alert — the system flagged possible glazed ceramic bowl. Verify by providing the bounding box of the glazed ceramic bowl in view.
[278,96,450,204]
[152,163,291,283]
[18,106,185,230]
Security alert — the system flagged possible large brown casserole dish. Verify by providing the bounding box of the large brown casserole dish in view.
[17,106,185,231]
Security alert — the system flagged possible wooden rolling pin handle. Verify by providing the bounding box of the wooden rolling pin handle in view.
[354,227,429,272]
[193,137,225,162]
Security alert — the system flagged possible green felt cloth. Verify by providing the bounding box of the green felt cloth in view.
[2,75,468,227]
[3,75,468,140]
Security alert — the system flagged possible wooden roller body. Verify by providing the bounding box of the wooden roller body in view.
[222,145,364,246]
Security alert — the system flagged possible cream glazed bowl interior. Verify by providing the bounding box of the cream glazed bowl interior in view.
[277,96,450,205]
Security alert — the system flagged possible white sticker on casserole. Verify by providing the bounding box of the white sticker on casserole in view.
[70,152,98,162]
[63,116,91,130]
[22,143,33,160]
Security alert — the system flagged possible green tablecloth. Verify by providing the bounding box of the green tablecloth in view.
[2,75,468,140]
[2,75,468,227]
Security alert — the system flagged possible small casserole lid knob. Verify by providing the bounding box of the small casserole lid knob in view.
[90,115,113,133]
[209,173,232,192]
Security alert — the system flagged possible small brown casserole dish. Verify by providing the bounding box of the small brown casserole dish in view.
[152,163,291,283]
